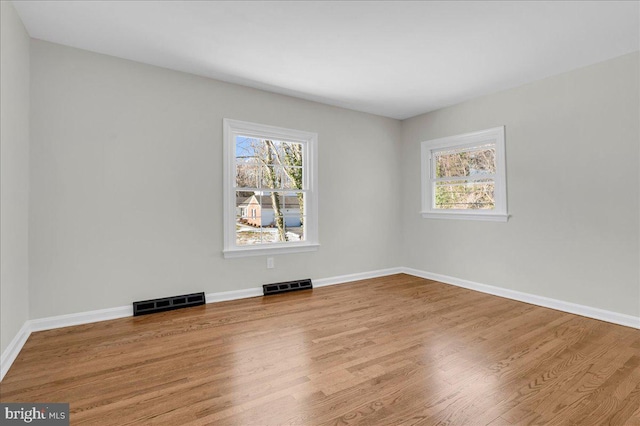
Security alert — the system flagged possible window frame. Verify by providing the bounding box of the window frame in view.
[420,126,509,222]
[223,119,319,258]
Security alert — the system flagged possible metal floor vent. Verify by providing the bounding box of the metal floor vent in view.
[263,279,312,296]
[133,292,206,316]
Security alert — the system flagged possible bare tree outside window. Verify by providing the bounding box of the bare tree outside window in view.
[434,145,496,210]
[235,137,304,245]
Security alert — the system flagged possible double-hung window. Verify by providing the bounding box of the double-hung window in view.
[223,119,319,258]
[421,126,508,222]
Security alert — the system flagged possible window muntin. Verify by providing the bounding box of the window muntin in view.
[223,119,318,257]
[421,127,508,221]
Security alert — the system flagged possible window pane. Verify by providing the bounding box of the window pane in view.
[256,165,302,190]
[280,166,303,190]
[264,140,281,166]
[260,164,278,189]
[236,164,260,189]
[280,191,302,209]
[236,192,258,220]
[235,136,260,161]
[235,136,264,189]
[434,180,495,210]
[236,217,263,246]
[435,145,495,178]
[282,191,304,241]
[276,140,304,168]
[235,191,261,245]
[283,214,304,241]
[260,193,274,212]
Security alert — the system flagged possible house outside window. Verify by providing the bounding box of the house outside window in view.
[420,126,508,222]
[223,119,319,258]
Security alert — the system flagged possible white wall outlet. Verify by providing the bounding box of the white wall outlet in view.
[267,257,275,269]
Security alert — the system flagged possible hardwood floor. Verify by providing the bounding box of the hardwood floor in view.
[2,274,639,425]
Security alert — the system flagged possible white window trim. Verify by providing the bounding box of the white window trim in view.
[420,126,509,222]
[223,119,319,258]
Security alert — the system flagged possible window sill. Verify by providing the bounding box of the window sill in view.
[420,211,509,222]
[223,243,320,259]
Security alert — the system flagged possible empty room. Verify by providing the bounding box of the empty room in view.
[1,1,639,424]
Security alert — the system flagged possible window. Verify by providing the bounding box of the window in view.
[223,119,319,258]
[421,126,508,222]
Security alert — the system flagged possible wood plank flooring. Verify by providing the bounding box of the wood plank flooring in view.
[1,274,640,425]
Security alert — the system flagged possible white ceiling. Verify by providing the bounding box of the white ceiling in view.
[13,1,640,119]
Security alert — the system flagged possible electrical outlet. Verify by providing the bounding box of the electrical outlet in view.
[267,257,275,269]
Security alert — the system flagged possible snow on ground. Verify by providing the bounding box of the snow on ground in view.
[236,223,303,245]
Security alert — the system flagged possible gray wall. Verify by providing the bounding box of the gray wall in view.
[401,53,640,317]
[3,18,639,352]
[1,1,31,354]
[29,40,402,319]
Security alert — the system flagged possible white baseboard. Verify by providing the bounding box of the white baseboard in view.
[206,287,263,303]
[313,267,404,288]
[29,305,133,333]
[0,267,403,381]
[0,322,31,382]
[203,267,404,303]
[402,267,640,330]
